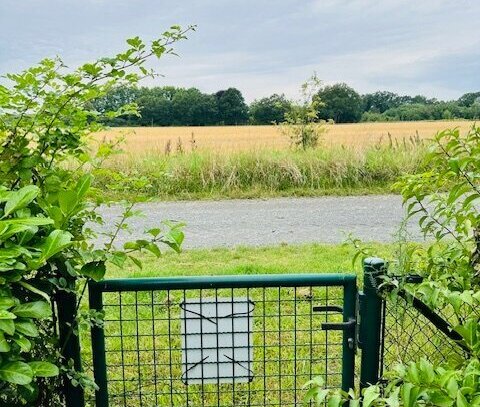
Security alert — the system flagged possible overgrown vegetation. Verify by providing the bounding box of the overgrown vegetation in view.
[307,127,480,406]
[96,137,427,200]
[278,74,328,149]
[0,27,192,405]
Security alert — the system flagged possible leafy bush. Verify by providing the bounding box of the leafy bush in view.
[0,26,193,404]
[278,74,329,149]
[306,127,480,405]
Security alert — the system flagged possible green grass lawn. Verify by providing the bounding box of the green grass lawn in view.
[106,242,391,280]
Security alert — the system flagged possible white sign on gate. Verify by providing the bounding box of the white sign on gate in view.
[180,297,254,385]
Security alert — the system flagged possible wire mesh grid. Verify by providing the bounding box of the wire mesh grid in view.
[92,284,346,407]
[379,294,466,376]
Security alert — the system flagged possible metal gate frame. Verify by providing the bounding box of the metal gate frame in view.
[88,273,357,406]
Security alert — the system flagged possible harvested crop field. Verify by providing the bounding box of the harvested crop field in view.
[95,120,475,155]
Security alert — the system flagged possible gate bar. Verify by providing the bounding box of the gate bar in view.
[89,273,357,292]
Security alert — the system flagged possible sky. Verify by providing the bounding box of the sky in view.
[0,0,479,102]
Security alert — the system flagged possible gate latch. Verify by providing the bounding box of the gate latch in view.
[321,318,357,350]
[321,318,356,331]
[313,306,357,350]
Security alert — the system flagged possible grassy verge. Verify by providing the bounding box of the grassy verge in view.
[94,143,427,201]
[105,242,391,279]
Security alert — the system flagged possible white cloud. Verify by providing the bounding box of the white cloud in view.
[0,0,479,101]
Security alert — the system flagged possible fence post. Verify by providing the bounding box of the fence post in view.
[89,282,109,407]
[56,277,85,407]
[359,257,386,389]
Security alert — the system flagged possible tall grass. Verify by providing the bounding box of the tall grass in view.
[94,138,427,200]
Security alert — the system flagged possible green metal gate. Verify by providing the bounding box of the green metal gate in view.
[88,274,357,406]
[67,257,463,406]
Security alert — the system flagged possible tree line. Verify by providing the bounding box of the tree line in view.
[94,84,480,126]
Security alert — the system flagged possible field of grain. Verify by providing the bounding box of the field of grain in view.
[95,120,475,155]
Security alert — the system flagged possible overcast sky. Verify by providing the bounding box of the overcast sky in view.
[1,0,479,102]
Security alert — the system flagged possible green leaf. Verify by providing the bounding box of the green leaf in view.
[0,331,10,352]
[75,174,92,200]
[146,243,161,257]
[18,382,38,403]
[3,186,39,218]
[109,251,127,267]
[126,36,143,48]
[15,320,39,337]
[12,301,51,319]
[0,296,15,309]
[327,394,342,407]
[129,255,143,269]
[80,261,106,282]
[446,377,459,399]
[28,361,59,378]
[32,229,73,267]
[0,361,33,385]
[58,190,79,215]
[457,391,469,407]
[13,335,31,352]
[363,386,381,407]
[0,217,53,227]
[0,310,16,320]
[0,319,15,336]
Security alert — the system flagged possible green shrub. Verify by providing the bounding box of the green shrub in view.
[0,27,192,404]
[306,127,480,406]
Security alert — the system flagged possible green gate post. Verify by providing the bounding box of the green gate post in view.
[89,282,109,407]
[56,278,85,407]
[359,257,386,389]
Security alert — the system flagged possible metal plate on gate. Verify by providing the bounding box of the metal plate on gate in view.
[180,297,254,385]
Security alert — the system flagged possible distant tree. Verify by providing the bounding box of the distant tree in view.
[458,92,480,107]
[316,83,363,123]
[215,88,248,125]
[362,91,402,113]
[249,94,292,124]
[360,111,388,122]
[399,94,437,105]
[136,86,177,126]
[171,87,218,125]
[382,103,433,121]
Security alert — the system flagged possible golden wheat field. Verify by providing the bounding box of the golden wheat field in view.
[95,120,475,155]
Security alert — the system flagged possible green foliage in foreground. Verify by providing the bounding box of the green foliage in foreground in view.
[0,28,191,405]
[307,127,480,405]
[97,141,427,201]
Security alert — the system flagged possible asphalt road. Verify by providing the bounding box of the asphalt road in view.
[95,195,423,249]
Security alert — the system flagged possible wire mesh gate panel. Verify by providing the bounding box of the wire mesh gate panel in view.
[88,274,357,407]
[379,292,467,376]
